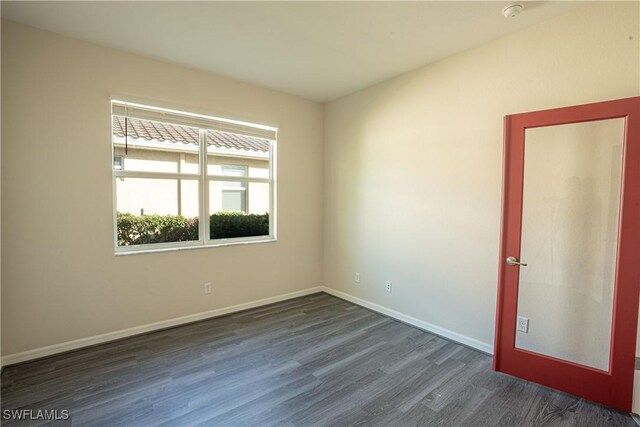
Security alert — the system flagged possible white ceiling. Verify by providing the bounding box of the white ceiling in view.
[2,1,589,102]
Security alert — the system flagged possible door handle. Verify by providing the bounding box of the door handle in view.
[506,256,527,267]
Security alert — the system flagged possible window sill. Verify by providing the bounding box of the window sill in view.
[114,236,277,256]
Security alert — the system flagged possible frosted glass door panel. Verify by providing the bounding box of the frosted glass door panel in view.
[515,118,625,371]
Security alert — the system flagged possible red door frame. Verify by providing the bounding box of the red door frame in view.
[494,96,640,413]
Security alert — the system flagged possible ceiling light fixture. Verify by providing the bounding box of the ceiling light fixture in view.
[502,4,524,18]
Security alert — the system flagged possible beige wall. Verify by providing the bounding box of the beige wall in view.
[1,20,324,356]
[323,1,639,354]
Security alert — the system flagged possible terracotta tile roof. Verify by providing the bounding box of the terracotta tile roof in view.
[112,116,270,153]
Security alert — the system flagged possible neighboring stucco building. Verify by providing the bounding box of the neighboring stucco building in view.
[112,116,270,218]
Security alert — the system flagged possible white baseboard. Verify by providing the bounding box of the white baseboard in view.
[1,286,324,367]
[320,286,494,355]
[2,285,493,367]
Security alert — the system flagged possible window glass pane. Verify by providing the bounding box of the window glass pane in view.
[222,187,247,212]
[209,181,269,240]
[116,177,199,246]
[516,119,623,370]
[221,165,248,177]
[206,130,270,178]
[112,115,199,174]
[113,156,123,170]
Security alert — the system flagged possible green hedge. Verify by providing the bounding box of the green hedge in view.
[117,212,269,246]
[209,211,269,240]
[117,213,198,246]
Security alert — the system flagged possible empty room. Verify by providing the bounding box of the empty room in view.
[1,1,639,425]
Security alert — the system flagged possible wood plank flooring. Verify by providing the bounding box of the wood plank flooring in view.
[1,293,634,426]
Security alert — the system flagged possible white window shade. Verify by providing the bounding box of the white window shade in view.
[112,100,277,140]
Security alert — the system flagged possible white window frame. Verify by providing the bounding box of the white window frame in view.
[111,100,277,255]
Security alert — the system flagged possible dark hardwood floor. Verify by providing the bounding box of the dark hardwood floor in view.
[1,293,634,426]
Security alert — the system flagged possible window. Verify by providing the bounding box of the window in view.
[112,100,276,253]
[220,165,248,212]
[113,155,124,170]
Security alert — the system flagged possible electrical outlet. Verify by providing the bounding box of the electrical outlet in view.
[517,316,529,333]
[385,281,392,293]
[355,272,361,283]
[204,282,212,295]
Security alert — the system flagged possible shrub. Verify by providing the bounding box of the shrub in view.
[117,212,198,246]
[210,211,269,239]
[117,211,269,246]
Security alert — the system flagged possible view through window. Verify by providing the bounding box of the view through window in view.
[112,101,276,252]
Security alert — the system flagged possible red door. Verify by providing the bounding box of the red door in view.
[494,97,640,412]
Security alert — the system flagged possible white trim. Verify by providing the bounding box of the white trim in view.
[199,128,209,243]
[320,286,494,355]
[269,136,278,240]
[112,113,119,251]
[1,287,323,367]
[115,238,206,254]
[115,235,276,255]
